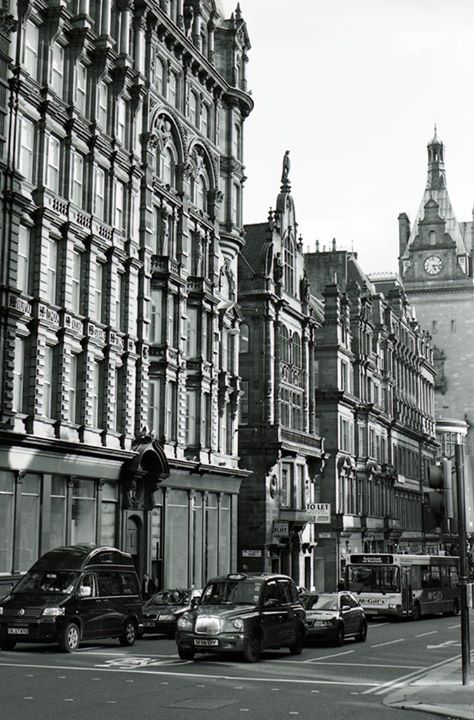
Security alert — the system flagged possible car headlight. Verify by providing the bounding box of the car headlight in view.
[232,618,244,631]
[177,613,193,630]
[42,607,65,617]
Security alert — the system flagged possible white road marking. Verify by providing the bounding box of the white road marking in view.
[299,661,422,669]
[0,661,380,687]
[448,624,461,629]
[415,631,438,637]
[370,638,405,648]
[426,640,459,649]
[362,653,460,696]
[302,649,354,663]
[23,697,33,700]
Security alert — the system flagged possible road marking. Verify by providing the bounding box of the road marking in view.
[416,631,438,637]
[302,662,422,669]
[0,661,380,687]
[426,640,459,649]
[448,624,461,629]
[370,638,405,648]
[362,653,460,696]
[302,650,354,663]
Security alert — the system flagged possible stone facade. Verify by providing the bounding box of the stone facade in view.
[0,0,252,591]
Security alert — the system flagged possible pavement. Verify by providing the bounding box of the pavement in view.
[385,654,474,719]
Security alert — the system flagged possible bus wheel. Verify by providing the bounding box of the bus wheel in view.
[451,599,460,616]
[412,602,421,621]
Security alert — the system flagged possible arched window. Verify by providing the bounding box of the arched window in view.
[240,323,249,353]
[280,325,290,363]
[195,174,207,212]
[284,236,295,294]
[292,333,301,368]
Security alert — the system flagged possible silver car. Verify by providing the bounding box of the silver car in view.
[303,591,367,646]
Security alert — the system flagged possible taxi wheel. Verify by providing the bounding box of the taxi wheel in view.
[119,620,137,646]
[178,647,195,660]
[243,632,261,662]
[288,627,304,655]
[59,622,80,653]
[0,638,16,651]
[333,624,344,647]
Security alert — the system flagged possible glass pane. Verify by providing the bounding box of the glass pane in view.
[205,494,218,579]
[0,470,14,493]
[19,493,40,571]
[101,480,117,501]
[71,498,96,544]
[72,478,95,499]
[22,473,40,495]
[0,490,13,573]
[100,501,116,547]
[166,493,188,586]
[51,496,66,548]
[51,475,66,497]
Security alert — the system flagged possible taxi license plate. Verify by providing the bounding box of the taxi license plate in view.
[8,627,29,635]
[194,638,218,647]
[143,621,155,627]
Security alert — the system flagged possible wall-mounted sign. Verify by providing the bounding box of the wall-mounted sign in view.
[242,549,262,558]
[305,502,331,524]
[273,521,289,537]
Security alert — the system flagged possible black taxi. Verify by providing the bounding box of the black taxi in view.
[175,572,306,662]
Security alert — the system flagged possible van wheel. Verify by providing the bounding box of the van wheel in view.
[288,627,304,655]
[178,647,195,660]
[0,638,16,651]
[59,623,80,653]
[119,620,137,647]
[243,632,261,662]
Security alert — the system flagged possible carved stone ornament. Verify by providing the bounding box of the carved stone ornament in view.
[269,474,278,499]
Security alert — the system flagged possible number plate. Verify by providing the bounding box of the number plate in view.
[158,615,173,621]
[143,621,155,627]
[8,627,29,635]
[194,638,218,647]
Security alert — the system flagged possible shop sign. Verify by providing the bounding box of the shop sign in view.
[273,521,289,537]
[242,549,262,558]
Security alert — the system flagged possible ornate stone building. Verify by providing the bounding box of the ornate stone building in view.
[237,156,326,590]
[398,129,474,538]
[305,249,438,588]
[0,0,252,591]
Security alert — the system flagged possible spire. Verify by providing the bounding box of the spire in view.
[426,124,446,191]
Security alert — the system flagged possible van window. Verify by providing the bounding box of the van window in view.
[89,550,126,565]
[277,580,292,604]
[97,571,123,596]
[79,573,97,597]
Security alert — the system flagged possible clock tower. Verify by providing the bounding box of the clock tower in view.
[399,129,474,478]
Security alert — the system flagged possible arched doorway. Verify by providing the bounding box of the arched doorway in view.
[125,515,141,572]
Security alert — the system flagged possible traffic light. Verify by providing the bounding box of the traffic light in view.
[426,460,454,529]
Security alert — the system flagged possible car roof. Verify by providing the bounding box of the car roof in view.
[205,573,294,584]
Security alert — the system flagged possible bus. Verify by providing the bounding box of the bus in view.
[345,553,460,620]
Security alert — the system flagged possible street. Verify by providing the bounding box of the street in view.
[0,614,467,720]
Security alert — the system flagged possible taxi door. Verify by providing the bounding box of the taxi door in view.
[260,580,286,648]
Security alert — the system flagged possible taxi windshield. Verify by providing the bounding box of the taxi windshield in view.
[201,579,263,605]
[150,590,189,606]
[14,571,79,595]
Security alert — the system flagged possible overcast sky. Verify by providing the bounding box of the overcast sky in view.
[221,0,474,274]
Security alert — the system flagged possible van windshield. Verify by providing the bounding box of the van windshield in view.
[14,571,79,595]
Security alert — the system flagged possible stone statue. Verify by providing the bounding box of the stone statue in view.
[281,150,290,185]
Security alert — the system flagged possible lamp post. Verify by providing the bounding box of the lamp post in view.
[455,441,470,686]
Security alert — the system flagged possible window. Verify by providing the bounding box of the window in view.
[115,272,125,331]
[18,116,35,182]
[189,90,199,127]
[68,353,78,423]
[202,102,210,139]
[19,474,41,572]
[114,365,123,432]
[0,472,14,572]
[43,345,54,417]
[23,20,39,80]
[186,388,199,445]
[240,323,249,353]
[50,42,64,96]
[148,377,162,437]
[94,166,106,220]
[17,225,30,293]
[202,392,211,447]
[281,465,291,508]
[94,261,104,323]
[116,97,126,145]
[160,147,175,187]
[46,237,57,305]
[97,80,108,130]
[340,417,353,454]
[280,324,290,363]
[284,236,295,294]
[13,336,25,412]
[91,360,102,427]
[187,306,199,357]
[71,478,96,544]
[232,182,240,226]
[154,56,165,95]
[150,288,163,343]
[101,481,118,547]
[195,175,206,212]
[50,476,66,548]
[71,150,84,206]
[167,380,178,441]
[114,180,125,230]
[76,63,87,115]
[71,250,82,314]
[168,71,177,106]
[239,380,249,425]
[167,294,179,348]
[340,359,350,393]
[46,134,61,194]
[233,123,241,160]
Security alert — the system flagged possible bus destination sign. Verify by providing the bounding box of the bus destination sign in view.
[350,554,394,564]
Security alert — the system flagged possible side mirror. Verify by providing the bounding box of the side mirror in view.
[79,585,92,598]
[190,597,199,608]
[264,598,279,608]
[341,603,350,612]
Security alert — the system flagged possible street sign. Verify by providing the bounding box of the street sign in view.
[242,549,262,558]
[273,521,289,537]
[305,502,331,523]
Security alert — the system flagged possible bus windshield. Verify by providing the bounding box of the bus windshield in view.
[347,565,400,593]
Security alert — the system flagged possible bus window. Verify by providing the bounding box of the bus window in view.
[421,566,431,589]
[431,566,440,587]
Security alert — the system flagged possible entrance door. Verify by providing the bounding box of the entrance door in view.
[125,516,141,573]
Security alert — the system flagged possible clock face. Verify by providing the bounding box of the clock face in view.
[424,255,443,275]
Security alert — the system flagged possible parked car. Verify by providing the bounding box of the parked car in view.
[176,572,306,662]
[0,544,143,653]
[141,588,202,637]
[302,591,367,646]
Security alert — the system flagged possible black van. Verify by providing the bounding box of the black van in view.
[0,544,143,652]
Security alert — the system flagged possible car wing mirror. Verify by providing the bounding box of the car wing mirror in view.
[78,586,92,598]
[190,597,199,608]
[341,603,350,611]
